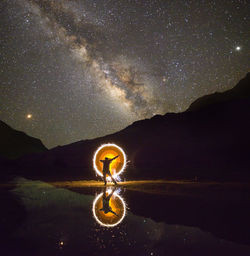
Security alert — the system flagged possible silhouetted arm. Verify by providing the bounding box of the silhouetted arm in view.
[100,160,104,163]
[110,209,118,216]
[111,155,119,161]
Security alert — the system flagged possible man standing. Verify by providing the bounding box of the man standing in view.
[100,155,119,185]
[99,186,118,216]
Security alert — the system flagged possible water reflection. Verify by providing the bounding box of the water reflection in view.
[1,177,250,255]
[92,186,126,227]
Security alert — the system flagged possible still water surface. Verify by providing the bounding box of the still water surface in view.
[1,178,250,256]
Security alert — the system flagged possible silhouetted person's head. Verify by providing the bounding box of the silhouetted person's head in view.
[105,157,109,160]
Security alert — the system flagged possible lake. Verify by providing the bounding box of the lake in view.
[1,177,250,256]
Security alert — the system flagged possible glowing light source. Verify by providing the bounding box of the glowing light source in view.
[235,46,241,51]
[92,191,126,227]
[93,143,127,178]
[26,114,32,119]
[58,240,64,249]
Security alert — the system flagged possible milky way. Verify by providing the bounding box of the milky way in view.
[1,0,249,148]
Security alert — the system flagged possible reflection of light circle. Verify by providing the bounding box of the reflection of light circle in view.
[92,192,126,227]
[93,143,127,178]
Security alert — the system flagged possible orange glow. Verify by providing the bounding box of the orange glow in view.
[92,191,126,227]
[26,114,32,119]
[93,143,126,177]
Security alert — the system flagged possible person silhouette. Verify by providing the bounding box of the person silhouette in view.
[99,186,118,216]
[100,155,119,185]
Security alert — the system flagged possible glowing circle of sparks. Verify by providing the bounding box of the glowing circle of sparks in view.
[92,192,126,227]
[93,143,127,178]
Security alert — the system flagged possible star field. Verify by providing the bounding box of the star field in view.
[1,0,249,148]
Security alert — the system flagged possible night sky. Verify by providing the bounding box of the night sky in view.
[1,0,249,148]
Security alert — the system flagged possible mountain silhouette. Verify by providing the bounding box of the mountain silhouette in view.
[188,73,250,111]
[18,73,250,181]
[0,120,47,159]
